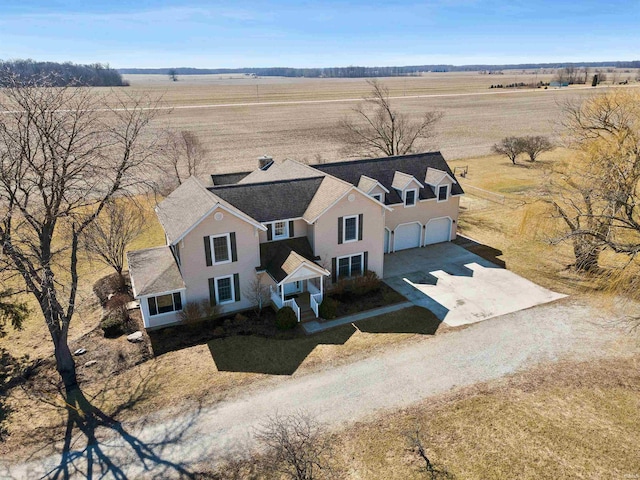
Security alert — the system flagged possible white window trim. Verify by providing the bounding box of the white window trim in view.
[272,220,289,240]
[215,274,236,305]
[371,193,383,202]
[404,189,417,207]
[437,184,450,203]
[342,215,359,243]
[210,233,232,265]
[336,252,364,278]
[147,291,183,317]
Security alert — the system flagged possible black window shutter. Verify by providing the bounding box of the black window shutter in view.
[204,236,212,266]
[358,214,363,241]
[364,252,369,273]
[230,232,237,262]
[338,217,343,244]
[267,223,273,241]
[289,220,294,238]
[208,278,217,306]
[233,273,241,302]
[331,257,337,283]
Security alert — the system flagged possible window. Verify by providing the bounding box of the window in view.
[371,193,383,202]
[344,215,358,242]
[337,253,365,278]
[148,292,182,316]
[438,185,449,202]
[338,257,350,277]
[405,189,417,207]
[215,275,235,304]
[273,221,288,240]
[211,234,231,264]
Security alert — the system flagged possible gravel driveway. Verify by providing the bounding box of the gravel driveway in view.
[6,298,636,479]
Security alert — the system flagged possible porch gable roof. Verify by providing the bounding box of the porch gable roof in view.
[258,237,327,283]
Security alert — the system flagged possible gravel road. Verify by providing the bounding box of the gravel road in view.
[5,298,636,479]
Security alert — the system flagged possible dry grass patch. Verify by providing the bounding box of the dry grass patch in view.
[1,306,452,460]
[334,355,640,480]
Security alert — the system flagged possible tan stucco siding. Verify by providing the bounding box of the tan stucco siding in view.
[312,192,385,280]
[386,195,461,242]
[179,208,261,315]
[258,219,308,243]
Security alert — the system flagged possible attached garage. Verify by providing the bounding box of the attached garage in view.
[394,222,422,251]
[424,217,451,245]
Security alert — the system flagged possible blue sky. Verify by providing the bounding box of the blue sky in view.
[1,0,639,68]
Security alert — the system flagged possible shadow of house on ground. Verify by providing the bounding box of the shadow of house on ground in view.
[355,306,442,335]
[208,323,356,375]
[453,235,506,269]
[208,306,445,375]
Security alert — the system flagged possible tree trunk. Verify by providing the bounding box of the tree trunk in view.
[53,333,79,393]
[572,239,601,271]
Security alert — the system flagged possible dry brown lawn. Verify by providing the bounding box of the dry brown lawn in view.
[333,355,640,480]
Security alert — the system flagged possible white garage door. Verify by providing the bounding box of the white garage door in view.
[394,223,421,251]
[425,217,451,245]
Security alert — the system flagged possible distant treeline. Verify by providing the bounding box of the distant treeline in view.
[0,59,129,86]
[120,60,640,78]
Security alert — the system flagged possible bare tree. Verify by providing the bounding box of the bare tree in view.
[535,91,640,271]
[244,276,270,318]
[519,135,554,162]
[159,129,207,190]
[339,79,442,157]
[83,200,146,287]
[168,69,178,82]
[255,411,335,480]
[0,73,163,393]
[492,137,524,164]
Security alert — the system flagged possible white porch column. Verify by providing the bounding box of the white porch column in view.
[281,283,285,303]
[320,276,323,296]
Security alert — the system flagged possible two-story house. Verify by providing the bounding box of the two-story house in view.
[127,152,464,329]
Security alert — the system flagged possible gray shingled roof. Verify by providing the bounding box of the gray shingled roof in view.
[210,177,324,223]
[259,237,323,283]
[211,172,251,185]
[128,246,185,297]
[156,176,219,244]
[314,152,464,204]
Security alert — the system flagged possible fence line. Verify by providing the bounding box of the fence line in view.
[460,183,506,205]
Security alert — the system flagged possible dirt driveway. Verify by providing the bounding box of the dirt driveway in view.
[383,242,566,326]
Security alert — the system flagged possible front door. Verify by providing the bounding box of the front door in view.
[283,281,303,296]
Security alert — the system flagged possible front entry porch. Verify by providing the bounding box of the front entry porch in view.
[270,277,325,322]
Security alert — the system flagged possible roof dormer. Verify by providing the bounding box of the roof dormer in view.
[424,167,457,203]
[357,174,389,203]
[424,167,457,187]
[391,171,424,207]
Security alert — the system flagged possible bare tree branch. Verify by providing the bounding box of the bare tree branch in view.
[338,79,442,158]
